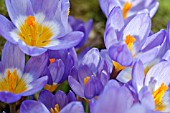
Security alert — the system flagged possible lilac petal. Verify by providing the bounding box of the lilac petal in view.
[45,31,84,50]
[126,104,153,113]
[132,60,145,93]
[81,48,100,72]
[2,42,25,72]
[25,53,48,80]
[70,67,79,81]
[41,66,53,85]
[48,59,64,83]
[30,0,58,20]
[60,102,84,113]
[106,7,124,31]
[20,100,50,113]
[145,61,170,89]
[68,90,76,102]
[78,65,93,85]
[84,77,104,99]
[123,13,151,42]
[21,76,48,96]
[100,70,110,86]
[141,30,166,52]
[54,90,68,109]
[109,42,133,66]
[162,50,170,61]
[68,76,84,98]
[149,1,159,18]
[103,80,120,92]
[0,62,5,72]
[138,86,155,110]
[0,15,17,43]
[11,0,33,17]
[38,90,54,110]
[0,92,21,103]
[98,0,119,17]
[116,67,132,83]
[104,26,118,49]
[18,40,47,56]
[5,0,17,22]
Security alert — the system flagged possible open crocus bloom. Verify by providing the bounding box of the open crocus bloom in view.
[0,42,48,103]
[20,90,84,113]
[99,0,159,18]
[131,60,170,112]
[104,7,166,71]
[0,0,84,56]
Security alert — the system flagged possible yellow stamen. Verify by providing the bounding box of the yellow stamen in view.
[152,83,168,111]
[49,58,56,64]
[113,61,126,73]
[68,8,70,15]
[124,34,136,51]
[44,83,58,92]
[122,1,132,19]
[84,76,90,85]
[50,104,60,113]
[18,15,53,47]
[0,69,27,94]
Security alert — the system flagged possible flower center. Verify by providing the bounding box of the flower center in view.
[18,15,53,48]
[0,69,27,94]
[124,34,136,51]
[122,1,132,19]
[152,83,168,111]
[50,104,60,113]
[49,58,56,64]
[84,76,90,85]
[44,83,58,92]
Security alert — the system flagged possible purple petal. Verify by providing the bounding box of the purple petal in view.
[21,76,48,96]
[60,102,84,113]
[138,86,155,110]
[84,76,104,99]
[25,53,48,80]
[104,27,118,49]
[68,90,76,102]
[30,0,58,20]
[20,100,50,113]
[2,42,25,72]
[109,42,133,66]
[149,1,159,18]
[0,15,17,44]
[48,59,64,83]
[123,13,151,42]
[81,48,100,72]
[54,90,68,109]
[145,61,170,89]
[68,76,84,98]
[106,7,124,31]
[132,60,145,93]
[45,31,84,50]
[38,90,54,110]
[0,92,21,103]
[116,67,132,83]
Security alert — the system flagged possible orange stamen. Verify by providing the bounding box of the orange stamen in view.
[122,1,132,19]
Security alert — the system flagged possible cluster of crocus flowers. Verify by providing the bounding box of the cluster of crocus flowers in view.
[0,0,170,113]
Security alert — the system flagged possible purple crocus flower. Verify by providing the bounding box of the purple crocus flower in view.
[104,7,166,73]
[91,80,157,113]
[42,48,77,92]
[130,60,170,112]
[0,42,48,103]
[68,48,113,99]
[0,0,84,56]
[68,16,93,48]
[99,0,159,18]
[20,90,84,113]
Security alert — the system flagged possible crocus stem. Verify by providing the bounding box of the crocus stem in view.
[9,102,16,113]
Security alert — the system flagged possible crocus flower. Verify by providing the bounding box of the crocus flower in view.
[104,7,166,74]
[0,0,84,56]
[68,16,93,48]
[130,60,170,112]
[20,90,84,113]
[0,42,48,103]
[68,48,113,99]
[42,48,77,92]
[99,0,159,18]
[90,80,157,113]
